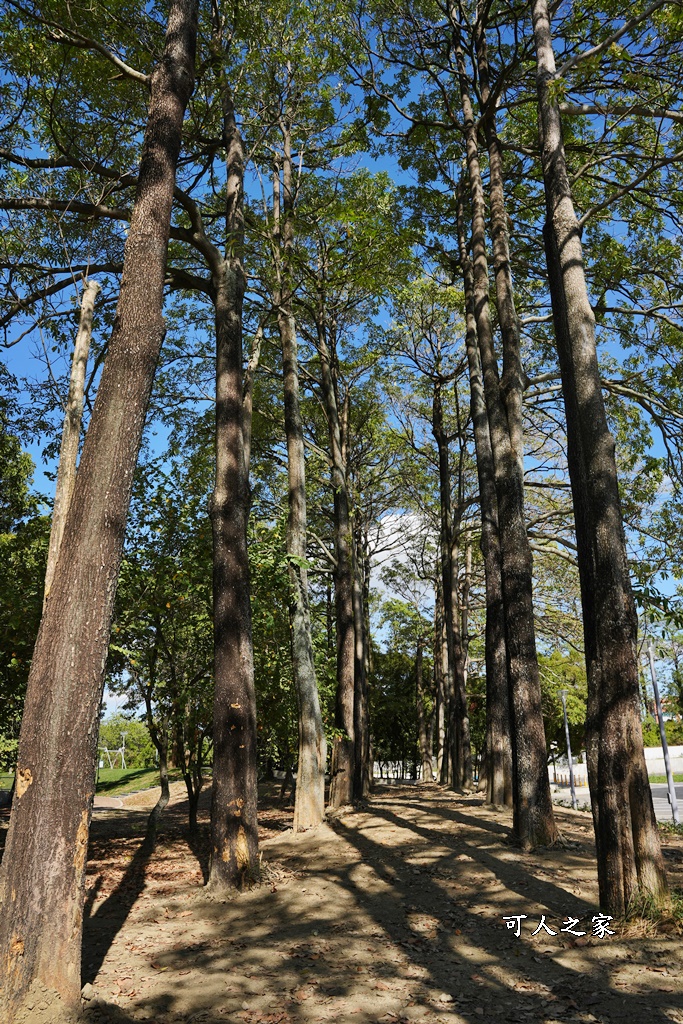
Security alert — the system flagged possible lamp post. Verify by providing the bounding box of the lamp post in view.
[648,641,680,826]
[560,689,577,810]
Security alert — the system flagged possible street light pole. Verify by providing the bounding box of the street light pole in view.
[648,641,680,826]
[560,689,577,810]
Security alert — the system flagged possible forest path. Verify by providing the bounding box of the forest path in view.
[5,783,683,1024]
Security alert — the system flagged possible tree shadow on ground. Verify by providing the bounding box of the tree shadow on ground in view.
[82,816,157,985]
[366,796,597,916]
[88,787,681,1024]
[328,789,678,1023]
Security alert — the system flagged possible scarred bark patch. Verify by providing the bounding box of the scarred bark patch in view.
[15,768,33,798]
[235,826,250,869]
[73,809,89,872]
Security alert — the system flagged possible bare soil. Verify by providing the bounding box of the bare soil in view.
[2,782,683,1024]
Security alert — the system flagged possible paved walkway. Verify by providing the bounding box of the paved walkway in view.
[93,794,125,810]
[650,782,683,825]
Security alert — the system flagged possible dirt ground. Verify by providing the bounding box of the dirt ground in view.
[2,782,683,1024]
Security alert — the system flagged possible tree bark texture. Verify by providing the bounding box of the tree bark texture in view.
[359,519,374,794]
[531,0,667,911]
[317,327,355,809]
[453,21,557,846]
[431,378,471,790]
[0,5,197,1016]
[450,529,473,788]
[436,579,451,785]
[275,125,326,831]
[456,196,512,807]
[281,309,327,831]
[416,641,433,782]
[474,15,525,472]
[352,521,371,799]
[242,325,263,478]
[144,710,170,848]
[43,277,100,606]
[209,257,258,881]
[433,582,446,782]
[147,732,170,843]
[208,46,259,886]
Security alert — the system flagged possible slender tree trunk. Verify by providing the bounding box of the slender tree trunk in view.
[434,584,446,781]
[43,277,100,607]
[142,677,170,848]
[359,519,374,795]
[436,580,451,785]
[280,320,326,830]
[352,521,370,799]
[274,122,326,831]
[317,326,355,809]
[146,723,170,846]
[531,0,667,911]
[456,196,512,807]
[416,641,433,782]
[174,707,202,834]
[208,33,259,883]
[188,777,201,833]
[0,5,197,1016]
[242,325,263,477]
[450,526,473,789]
[209,262,258,879]
[453,21,556,846]
[475,15,526,471]
[432,377,472,790]
[426,696,435,781]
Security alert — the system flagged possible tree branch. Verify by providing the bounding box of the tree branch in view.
[555,0,671,80]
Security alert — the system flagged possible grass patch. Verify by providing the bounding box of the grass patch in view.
[1,767,188,796]
[659,820,683,838]
[648,774,683,784]
[96,767,184,795]
[623,885,683,936]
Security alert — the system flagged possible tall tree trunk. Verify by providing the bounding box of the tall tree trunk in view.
[209,257,257,873]
[450,522,472,789]
[453,20,556,846]
[360,522,374,793]
[208,18,259,884]
[432,377,472,790]
[352,520,370,799]
[274,120,326,831]
[43,277,100,607]
[0,5,197,1016]
[474,14,526,472]
[317,326,355,809]
[456,195,512,807]
[242,325,262,477]
[531,0,667,911]
[145,719,170,847]
[142,670,170,849]
[434,583,446,781]
[436,579,451,785]
[416,640,433,782]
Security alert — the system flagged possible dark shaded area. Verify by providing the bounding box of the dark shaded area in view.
[113,785,681,1024]
[79,781,294,985]
[3,784,682,1024]
[82,816,155,985]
